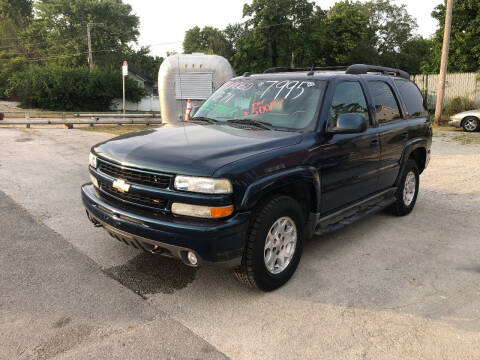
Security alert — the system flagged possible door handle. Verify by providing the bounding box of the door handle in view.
[370,139,378,147]
[401,131,409,139]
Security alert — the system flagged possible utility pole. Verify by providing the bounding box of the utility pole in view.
[87,23,93,72]
[434,0,453,126]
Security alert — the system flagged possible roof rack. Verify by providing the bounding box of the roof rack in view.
[262,64,410,79]
[263,66,347,74]
[345,64,410,79]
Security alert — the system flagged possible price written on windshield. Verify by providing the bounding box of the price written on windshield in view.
[260,80,315,100]
[244,99,284,118]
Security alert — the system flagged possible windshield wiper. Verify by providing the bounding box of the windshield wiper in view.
[226,118,273,130]
[190,116,219,124]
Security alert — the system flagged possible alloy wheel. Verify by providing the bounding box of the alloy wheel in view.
[403,171,416,206]
[264,216,297,274]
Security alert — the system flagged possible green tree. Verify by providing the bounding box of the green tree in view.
[0,0,33,98]
[183,26,233,59]
[431,0,480,72]
[364,0,417,58]
[322,1,369,65]
[395,36,433,74]
[23,0,140,68]
[0,0,33,37]
[226,0,319,73]
[242,0,316,69]
[321,0,419,67]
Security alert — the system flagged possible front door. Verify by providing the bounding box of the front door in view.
[315,80,380,214]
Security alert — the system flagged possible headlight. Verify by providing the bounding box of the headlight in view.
[89,152,97,168]
[174,176,232,194]
[171,203,233,218]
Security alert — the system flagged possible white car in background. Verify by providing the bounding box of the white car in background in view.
[448,110,480,132]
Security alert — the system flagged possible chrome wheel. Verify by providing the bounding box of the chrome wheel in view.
[464,118,478,132]
[264,216,297,274]
[403,171,416,206]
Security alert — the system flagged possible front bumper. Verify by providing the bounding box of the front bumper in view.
[81,184,250,267]
[448,118,462,128]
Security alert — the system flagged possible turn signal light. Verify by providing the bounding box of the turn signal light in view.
[171,203,233,219]
[210,205,233,218]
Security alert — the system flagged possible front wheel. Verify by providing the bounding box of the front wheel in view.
[463,116,479,132]
[234,195,304,291]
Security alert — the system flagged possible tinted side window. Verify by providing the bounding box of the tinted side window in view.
[328,81,369,128]
[368,81,402,124]
[394,79,427,117]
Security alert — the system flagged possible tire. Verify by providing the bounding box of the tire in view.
[462,116,479,132]
[389,159,419,216]
[234,195,304,291]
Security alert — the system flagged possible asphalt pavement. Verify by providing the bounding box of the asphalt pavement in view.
[1,127,480,359]
[0,190,227,359]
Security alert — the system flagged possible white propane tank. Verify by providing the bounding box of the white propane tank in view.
[158,53,235,123]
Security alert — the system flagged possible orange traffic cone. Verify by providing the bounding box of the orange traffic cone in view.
[185,99,193,120]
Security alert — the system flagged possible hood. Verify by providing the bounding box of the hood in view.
[451,109,480,118]
[93,123,302,176]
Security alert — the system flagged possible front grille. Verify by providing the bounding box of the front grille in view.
[100,181,167,209]
[99,161,171,188]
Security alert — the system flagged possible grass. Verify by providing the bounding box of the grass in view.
[432,124,460,138]
[432,124,480,144]
[79,124,160,135]
[451,132,480,145]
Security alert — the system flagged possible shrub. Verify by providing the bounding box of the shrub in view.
[443,96,477,117]
[6,64,145,111]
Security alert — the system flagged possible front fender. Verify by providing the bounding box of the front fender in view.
[239,166,321,212]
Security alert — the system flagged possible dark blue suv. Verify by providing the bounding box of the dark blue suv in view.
[82,64,432,291]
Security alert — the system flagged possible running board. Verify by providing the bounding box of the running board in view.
[315,188,396,236]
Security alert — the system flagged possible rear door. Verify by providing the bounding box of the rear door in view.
[366,80,407,191]
[318,80,380,214]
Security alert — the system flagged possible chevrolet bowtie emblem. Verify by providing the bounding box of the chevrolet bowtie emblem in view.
[112,179,130,193]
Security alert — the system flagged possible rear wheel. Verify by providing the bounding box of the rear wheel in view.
[234,195,304,291]
[462,116,479,132]
[389,159,419,216]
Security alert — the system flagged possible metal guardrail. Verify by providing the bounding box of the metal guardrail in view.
[75,113,160,118]
[0,112,162,128]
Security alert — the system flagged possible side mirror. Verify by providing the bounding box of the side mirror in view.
[329,113,367,134]
[190,105,200,118]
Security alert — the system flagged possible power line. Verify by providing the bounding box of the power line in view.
[0,48,120,62]
[0,35,87,50]
[0,39,184,62]
[0,22,108,41]
[0,14,317,62]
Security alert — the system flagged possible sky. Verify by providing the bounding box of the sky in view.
[125,0,441,57]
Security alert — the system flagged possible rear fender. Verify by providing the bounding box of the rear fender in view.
[396,138,427,186]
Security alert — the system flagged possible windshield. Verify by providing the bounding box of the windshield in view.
[194,78,326,130]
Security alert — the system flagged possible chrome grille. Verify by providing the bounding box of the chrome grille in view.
[100,181,167,209]
[99,161,171,188]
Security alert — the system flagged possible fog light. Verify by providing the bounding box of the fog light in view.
[187,251,198,266]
